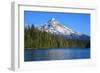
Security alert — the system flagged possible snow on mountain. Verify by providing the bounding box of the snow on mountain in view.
[38,18,90,40]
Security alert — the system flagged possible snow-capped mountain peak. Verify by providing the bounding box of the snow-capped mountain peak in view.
[38,18,89,40]
[40,18,75,35]
[51,17,56,21]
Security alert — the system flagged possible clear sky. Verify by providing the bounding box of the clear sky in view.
[24,11,90,36]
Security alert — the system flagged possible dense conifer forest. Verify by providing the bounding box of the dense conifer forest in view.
[24,24,90,49]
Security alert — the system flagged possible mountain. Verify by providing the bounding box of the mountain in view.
[38,18,90,40]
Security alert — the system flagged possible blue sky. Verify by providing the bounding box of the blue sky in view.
[24,11,90,36]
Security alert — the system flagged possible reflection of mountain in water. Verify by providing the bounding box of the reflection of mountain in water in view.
[24,48,90,61]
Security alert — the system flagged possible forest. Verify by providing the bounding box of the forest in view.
[24,24,90,49]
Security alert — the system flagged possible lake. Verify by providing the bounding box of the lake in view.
[24,48,90,61]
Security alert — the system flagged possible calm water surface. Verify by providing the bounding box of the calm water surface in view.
[24,48,90,61]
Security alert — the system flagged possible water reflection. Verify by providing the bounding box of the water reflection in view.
[24,48,90,61]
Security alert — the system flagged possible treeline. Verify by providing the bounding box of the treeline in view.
[24,24,90,49]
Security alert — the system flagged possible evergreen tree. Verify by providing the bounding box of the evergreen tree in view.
[24,24,90,49]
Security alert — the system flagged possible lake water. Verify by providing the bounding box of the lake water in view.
[24,48,90,61]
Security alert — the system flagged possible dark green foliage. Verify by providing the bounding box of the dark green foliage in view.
[24,24,90,49]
